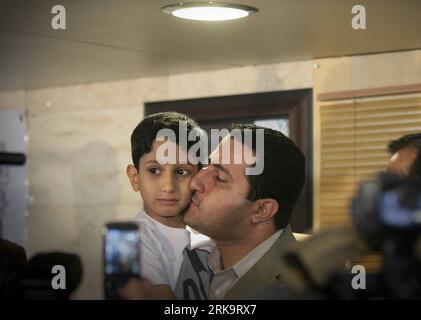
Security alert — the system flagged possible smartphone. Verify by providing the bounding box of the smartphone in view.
[103,222,140,299]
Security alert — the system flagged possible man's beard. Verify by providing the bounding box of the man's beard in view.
[197,205,250,242]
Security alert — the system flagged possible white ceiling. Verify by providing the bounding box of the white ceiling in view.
[1,0,420,90]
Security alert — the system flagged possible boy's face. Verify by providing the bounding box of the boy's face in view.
[127,139,197,226]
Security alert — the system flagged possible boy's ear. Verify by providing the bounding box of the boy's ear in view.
[126,164,140,192]
[250,198,279,224]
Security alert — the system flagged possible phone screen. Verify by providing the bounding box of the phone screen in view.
[103,222,140,298]
[104,227,140,276]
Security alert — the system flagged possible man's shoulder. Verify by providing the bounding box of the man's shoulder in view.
[270,226,297,252]
[245,226,297,275]
[222,227,297,299]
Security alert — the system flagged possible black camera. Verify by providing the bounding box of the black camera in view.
[350,172,421,298]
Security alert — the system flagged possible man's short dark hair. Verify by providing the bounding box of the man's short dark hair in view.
[130,112,202,170]
[387,132,421,180]
[232,123,305,230]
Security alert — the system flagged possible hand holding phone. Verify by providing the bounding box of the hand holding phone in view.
[103,222,140,299]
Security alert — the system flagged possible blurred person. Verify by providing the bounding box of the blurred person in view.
[0,238,27,299]
[387,133,421,180]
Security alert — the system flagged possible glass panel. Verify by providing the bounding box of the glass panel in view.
[254,118,289,137]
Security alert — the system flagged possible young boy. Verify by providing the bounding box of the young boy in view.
[126,112,212,299]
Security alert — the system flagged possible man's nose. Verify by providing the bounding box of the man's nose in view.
[189,167,213,193]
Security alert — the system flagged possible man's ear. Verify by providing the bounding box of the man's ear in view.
[126,164,140,192]
[250,198,279,224]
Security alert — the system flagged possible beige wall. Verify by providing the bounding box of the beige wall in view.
[312,50,421,230]
[0,60,312,299]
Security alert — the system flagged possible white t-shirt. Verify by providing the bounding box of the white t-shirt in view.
[133,211,213,291]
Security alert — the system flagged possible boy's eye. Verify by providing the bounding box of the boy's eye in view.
[216,175,226,182]
[176,168,190,176]
[148,168,161,175]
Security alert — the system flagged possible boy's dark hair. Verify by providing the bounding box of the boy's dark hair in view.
[387,133,421,181]
[130,112,202,170]
[232,123,305,230]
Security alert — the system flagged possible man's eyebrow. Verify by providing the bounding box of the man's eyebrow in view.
[212,164,233,178]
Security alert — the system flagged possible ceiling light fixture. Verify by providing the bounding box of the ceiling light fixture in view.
[162,2,258,22]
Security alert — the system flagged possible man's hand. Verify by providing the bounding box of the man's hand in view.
[118,278,177,300]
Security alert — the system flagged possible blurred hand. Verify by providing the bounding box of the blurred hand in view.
[118,278,177,300]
